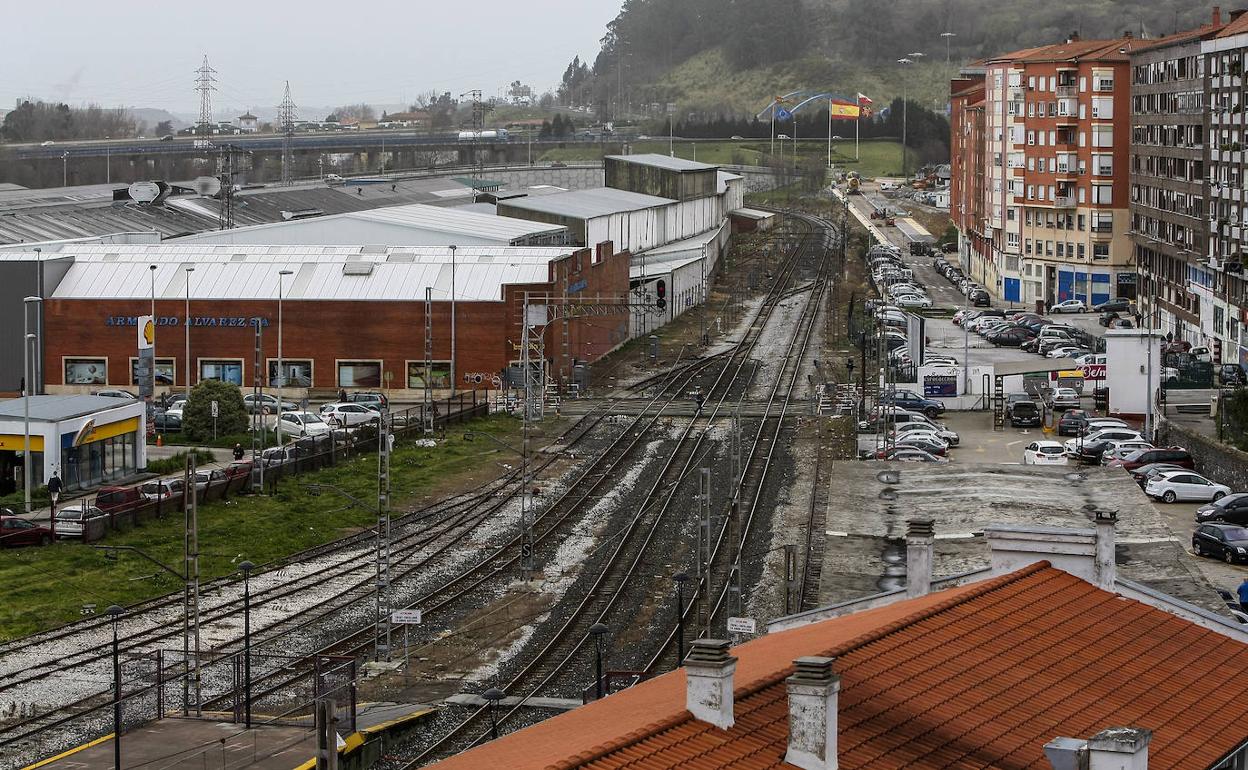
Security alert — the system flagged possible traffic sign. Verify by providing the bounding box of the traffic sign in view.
[727,616,756,634]
[391,609,423,625]
[210,400,219,418]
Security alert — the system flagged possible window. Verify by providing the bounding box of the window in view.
[1093,243,1110,260]
[1027,130,1035,145]
[1092,184,1113,205]
[200,359,243,385]
[337,360,381,388]
[406,361,452,389]
[130,357,175,386]
[268,359,313,387]
[65,358,107,386]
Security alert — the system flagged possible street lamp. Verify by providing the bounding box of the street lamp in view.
[149,265,158,407]
[61,152,68,187]
[456,243,461,394]
[941,32,956,65]
[276,270,293,447]
[23,296,41,514]
[482,687,504,739]
[106,604,124,770]
[590,622,609,700]
[239,560,255,729]
[898,55,924,179]
[673,572,690,664]
[184,267,195,402]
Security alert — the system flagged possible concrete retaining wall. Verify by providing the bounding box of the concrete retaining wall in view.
[1157,418,1248,490]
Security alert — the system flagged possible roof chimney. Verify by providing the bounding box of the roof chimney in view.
[1088,728,1151,769]
[1045,728,1151,770]
[1214,6,1223,26]
[986,524,1097,582]
[1123,30,1133,38]
[905,518,935,597]
[785,656,841,770]
[1068,31,1081,43]
[1094,510,1118,589]
[684,639,736,730]
[1232,9,1248,22]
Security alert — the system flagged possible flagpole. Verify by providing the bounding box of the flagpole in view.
[856,114,860,162]
[770,101,775,156]
[827,99,832,168]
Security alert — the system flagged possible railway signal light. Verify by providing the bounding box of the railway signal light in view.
[656,279,667,310]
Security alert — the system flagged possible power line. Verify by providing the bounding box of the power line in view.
[277,81,298,186]
[193,55,217,151]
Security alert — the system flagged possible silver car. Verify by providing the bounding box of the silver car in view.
[54,505,104,538]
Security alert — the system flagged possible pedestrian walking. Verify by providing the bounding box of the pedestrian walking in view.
[1238,578,1248,613]
[338,388,348,403]
[232,443,245,461]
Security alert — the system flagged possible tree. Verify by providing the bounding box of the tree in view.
[155,120,173,136]
[182,379,248,442]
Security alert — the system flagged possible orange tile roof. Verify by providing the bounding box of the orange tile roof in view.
[427,564,1248,770]
[1219,11,1248,38]
[991,37,1141,63]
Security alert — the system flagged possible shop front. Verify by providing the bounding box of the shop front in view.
[0,395,146,495]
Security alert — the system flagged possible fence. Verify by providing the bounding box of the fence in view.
[70,391,488,544]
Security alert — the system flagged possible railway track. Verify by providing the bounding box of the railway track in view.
[403,215,822,766]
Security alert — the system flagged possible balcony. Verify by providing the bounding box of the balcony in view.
[1054,136,1077,149]
[1091,222,1114,235]
[1056,85,1077,98]
[1054,195,1077,208]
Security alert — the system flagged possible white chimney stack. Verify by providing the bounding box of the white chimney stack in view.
[1094,510,1118,589]
[905,518,935,597]
[684,639,736,730]
[1088,727,1150,770]
[1045,727,1151,770]
[785,656,841,770]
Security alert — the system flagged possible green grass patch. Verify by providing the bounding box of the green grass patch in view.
[152,428,287,450]
[0,413,527,642]
[146,449,217,476]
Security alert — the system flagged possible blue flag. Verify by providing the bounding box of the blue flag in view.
[775,106,792,121]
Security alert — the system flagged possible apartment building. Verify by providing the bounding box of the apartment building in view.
[1131,10,1225,355]
[1203,11,1248,365]
[950,71,987,282]
[951,36,1136,307]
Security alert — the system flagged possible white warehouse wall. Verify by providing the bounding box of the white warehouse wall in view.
[1105,329,1162,422]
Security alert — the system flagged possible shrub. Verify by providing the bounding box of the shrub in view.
[183,380,248,442]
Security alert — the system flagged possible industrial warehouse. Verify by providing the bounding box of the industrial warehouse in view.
[0,153,752,397]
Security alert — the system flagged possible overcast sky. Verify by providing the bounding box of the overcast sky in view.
[2,0,621,117]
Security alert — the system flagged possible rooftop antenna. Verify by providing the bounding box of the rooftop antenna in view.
[278,81,298,186]
[194,55,217,150]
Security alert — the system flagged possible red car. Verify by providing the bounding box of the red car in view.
[1117,446,1194,472]
[224,460,254,481]
[1,515,53,547]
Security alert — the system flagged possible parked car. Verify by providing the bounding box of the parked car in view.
[1196,493,1248,525]
[319,402,382,427]
[970,290,991,307]
[892,421,960,446]
[140,479,186,500]
[54,505,105,538]
[1098,312,1120,327]
[880,389,945,418]
[1145,470,1230,503]
[872,446,948,462]
[988,328,1035,347]
[1192,523,1248,563]
[1009,399,1041,428]
[894,433,949,455]
[93,389,137,400]
[95,485,143,516]
[1219,363,1248,387]
[1128,462,1188,488]
[1046,387,1081,410]
[1100,440,1155,464]
[1023,441,1067,465]
[225,460,254,481]
[347,391,389,410]
[1093,298,1132,313]
[1063,429,1143,455]
[279,411,331,437]
[193,469,229,491]
[1117,446,1194,472]
[1057,410,1089,437]
[153,412,183,432]
[1051,299,1087,313]
[1,515,53,547]
[243,393,298,414]
[894,294,932,309]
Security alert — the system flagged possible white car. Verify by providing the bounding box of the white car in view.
[1047,387,1081,410]
[1023,440,1067,465]
[1145,470,1231,503]
[1074,353,1107,367]
[319,402,380,427]
[1064,429,1144,455]
[279,411,331,436]
[53,505,104,538]
[1051,299,1087,313]
[893,422,960,446]
[1101,440,1155,463]
[1047,346,1087,359]
[894,294,933,309]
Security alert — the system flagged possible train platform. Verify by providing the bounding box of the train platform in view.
[24,702,433,770]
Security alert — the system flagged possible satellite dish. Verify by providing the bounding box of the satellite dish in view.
[194,176,222,197]
[128,181,161,204]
